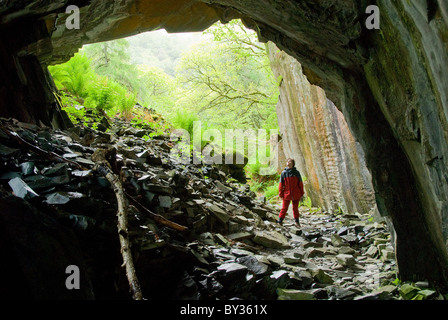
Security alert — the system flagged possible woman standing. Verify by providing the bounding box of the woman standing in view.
[278,158,305,226]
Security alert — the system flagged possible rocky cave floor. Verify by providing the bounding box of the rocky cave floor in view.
[0,110,441,300]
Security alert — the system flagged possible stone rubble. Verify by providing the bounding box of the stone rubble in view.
[0,115,406,300]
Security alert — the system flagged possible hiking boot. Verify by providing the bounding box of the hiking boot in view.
[295,218,301,227]
[277,218,284,225]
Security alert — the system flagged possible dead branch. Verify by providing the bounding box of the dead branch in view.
[94,159,143,300]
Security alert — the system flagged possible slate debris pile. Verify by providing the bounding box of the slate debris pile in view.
[0,115,404,300]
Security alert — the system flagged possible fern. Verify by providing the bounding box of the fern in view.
[84,76,117,111]
[119,92,137,119]
[171,109,199,136]
[49,52,96,101]
[48,65,70,89]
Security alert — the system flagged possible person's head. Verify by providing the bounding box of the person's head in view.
[286,158,295,168]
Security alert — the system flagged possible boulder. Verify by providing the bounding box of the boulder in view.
[399,283,421,300]
[8,177,39,200]
[277,288,315,300]
[253,270,290,299]
[215,263,254,295]
[215,181,232,194]
[336,254,356,267]
[310,269,334,285]
[236,256,270,277]
[253,230,290,249]
[206,203,230,224]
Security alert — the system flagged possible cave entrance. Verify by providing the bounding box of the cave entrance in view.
[2,0,448,293]
[48,19,283,202]
[44,19,396,298]
[50,18,376,221]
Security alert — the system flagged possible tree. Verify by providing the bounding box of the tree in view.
[83,39,139,93]
[126,29,203,76]
[204,19,267,58]
[136,65,176,111]
[175,20,278,131]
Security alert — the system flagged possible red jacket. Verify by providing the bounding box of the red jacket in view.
[279,167,304,201]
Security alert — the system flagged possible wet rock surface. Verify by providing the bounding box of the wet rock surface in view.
[0,116,400,300]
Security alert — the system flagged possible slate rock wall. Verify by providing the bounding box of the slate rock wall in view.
[268,43,377,215]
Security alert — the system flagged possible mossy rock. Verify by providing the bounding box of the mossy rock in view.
[277,288,315,300]
[399,283,420,300]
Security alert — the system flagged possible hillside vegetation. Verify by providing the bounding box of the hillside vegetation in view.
[49,20,281,202]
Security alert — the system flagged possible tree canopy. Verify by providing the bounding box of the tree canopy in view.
[175,20,279,131]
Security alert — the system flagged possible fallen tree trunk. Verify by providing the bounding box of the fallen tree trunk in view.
[91,146,189,299]
[94,160,143,300]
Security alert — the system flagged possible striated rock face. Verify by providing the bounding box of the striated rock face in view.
[360,1,448,287]
[268,43,376,215]
[1,0,448,289]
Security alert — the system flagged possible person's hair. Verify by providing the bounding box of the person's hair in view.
[287,158,295,166]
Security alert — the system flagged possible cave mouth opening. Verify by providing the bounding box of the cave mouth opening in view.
[2,0,448,296]
[49,17,375,219]
[48,18,289,200]
[50,18,279,131]
[3,13,394,299]
[42,16,396,300]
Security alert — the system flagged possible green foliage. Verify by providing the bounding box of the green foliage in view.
[300,197,313,209]
[50,20,280,182]
[49,52,94,98]
[49,48,139,118]
[246,156,281,203]
[82,39,179,114]
[204,19,268,59]
[137,65,176,111]
[83,40,142,112]
[126,30,202,76]
[84,76,117,111]
[120,92,137,119]
[246,178,280,204]
[50,20,279,132]
[392,277,402,286]
[175,20,279,131]
[55,92,86,125]
[171,109,199,137]
[170,108,218,155]
[276,75,283,86]
[264,182,280,203]
[245,161,261,178]
[83,39,136,89]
